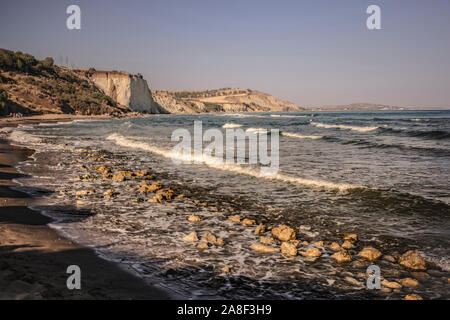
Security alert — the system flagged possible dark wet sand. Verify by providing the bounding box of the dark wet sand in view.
[0,127,172,299]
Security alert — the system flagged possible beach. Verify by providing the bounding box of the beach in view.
[1,111,449,300]
[0,116,172,299]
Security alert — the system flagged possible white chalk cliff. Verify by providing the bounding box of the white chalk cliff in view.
[88,71,163,113]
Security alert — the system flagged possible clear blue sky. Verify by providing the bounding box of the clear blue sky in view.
[1,0,449,108]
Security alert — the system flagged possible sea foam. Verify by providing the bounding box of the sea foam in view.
[106,133,362,191]
[310,121,379,132]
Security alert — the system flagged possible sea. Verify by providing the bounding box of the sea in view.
[5,110,450,299]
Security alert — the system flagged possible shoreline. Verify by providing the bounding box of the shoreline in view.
[0,117,173,299]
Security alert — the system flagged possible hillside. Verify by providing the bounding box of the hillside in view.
[307,103,405,111]
[152,89,302,113]
[0,49,129,116]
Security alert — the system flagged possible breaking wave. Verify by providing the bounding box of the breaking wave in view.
[106,133,363,191]
[310,122,379,132]
[222,123,243,129]
[281,132,323,140]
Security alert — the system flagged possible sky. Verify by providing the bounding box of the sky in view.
[1,0,449,108]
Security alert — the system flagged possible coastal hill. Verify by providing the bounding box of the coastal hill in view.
[1,48,406,116]
[151,89,303,113]
[0,49,129,116]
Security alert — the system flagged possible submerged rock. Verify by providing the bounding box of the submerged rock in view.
[187,215,202,222]
[139,181,162,193]
[111,172,126,182]
[228,215,240,223]
[330,242,342,251]
[300,247,322,258]
[103,189,118,199]
[241,218,256,226]
[400,278,419,288]
[201,232,225,246]
[153,188,175,203]
[341,240,355,249]
[331,250,352,263]
[272,225,296,241]
[399,251,427,270]
[344,276,362,286]
[314,241,324,247]
[381,280,402,289]
[259,236,278,245]
[358,247,382,261]
[197,242,209,249]
[254,225,266,235]
[182,232,199,242]
[96,165,112,174]
[250,243,280,253]
[343,233,358,243]
[76,189,94,196]
[404,294,423,300]
[281,242,297,256]
[78,174,96,181]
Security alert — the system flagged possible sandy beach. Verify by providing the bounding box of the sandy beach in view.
[0,116,172,300]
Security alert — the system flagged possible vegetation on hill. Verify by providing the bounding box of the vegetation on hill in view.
[0,49,128,116]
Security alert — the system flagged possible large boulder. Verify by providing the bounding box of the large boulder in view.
[271,225,296,241]
[399,251,426,270]
[358,247,382,261]
[281,242,297,256]
[300,247,322,258]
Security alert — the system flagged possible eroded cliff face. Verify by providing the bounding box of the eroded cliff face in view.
[88,71,164,113]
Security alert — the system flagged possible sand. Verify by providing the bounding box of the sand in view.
[0,116,173,300]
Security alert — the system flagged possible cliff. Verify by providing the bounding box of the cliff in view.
[77,70,165,114]
[151,88,302,114]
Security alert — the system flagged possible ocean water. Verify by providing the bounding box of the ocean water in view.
[7,110,450,299]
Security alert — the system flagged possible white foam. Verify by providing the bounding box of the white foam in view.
[222,123,243,129]
[245,127,269,134]
[106,133,363,191]
[310,122,379,132]
[281,132,323,140]
[270,115,306,118]
[8,129,42,144]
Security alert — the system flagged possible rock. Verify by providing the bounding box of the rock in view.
[358,247,382,261]
[111,172,126,182]
[410,272,429,280]
[343,233,358,243]
[399,251,426,270]
[197,242,209,249]
[289,240,300,247]
[400,278,419,288]
[404,294,423,300]
[154,188,175,202]
[228,215,240,223]
[314,241,324,247]
[381,280,402,289]
[182,232,199,242]
[271,225,296,241]
[383,255,396,263]
[341,240,355,249]
[134,170,149,177]
[96,165,112,174]
[381,287,392,293]
[300,247,322,258]
[220,266,232,274]
[201,232,224,246]
[103,189,118,199]
[250,243,280,253]
[241,218,256,226]
[102,173,113,180]
[131,198,144,203]
[345,276,362,286]
[259,236,278,245]
[331,251,352,263]
[188,215,202,222]
[139,181,162,193]
[78,174,96,181]
[76,190,94,196]
[76,200,84,205]
[330,242,342,251]
[254,225,266,235]
[281,242,297,256]
[119,170,134,177]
